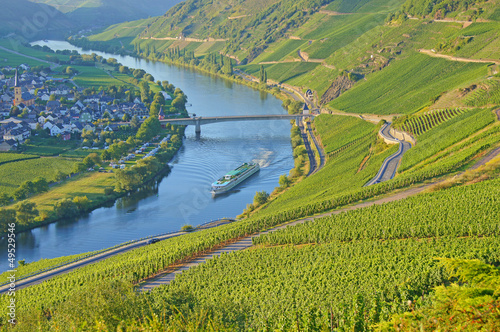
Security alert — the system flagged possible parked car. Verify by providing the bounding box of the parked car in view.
[147,238,160,244]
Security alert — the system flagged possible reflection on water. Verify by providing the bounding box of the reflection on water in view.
[0,40,295,272]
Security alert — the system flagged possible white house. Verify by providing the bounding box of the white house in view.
[50,123,65,136]
[43,121,55,130]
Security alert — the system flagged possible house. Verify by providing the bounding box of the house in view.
[61,132,71,141]
[50,123,65,136]
[74,100,84,109]
[0,139,17,151]
[71,121,84,133]
[83,123,95,132]
[80,111,92,123]
[4,128,25,142]
[46,100,61,111]
[43,121,55,130]
[40,94,51,101]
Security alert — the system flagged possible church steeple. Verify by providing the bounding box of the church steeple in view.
[14,69,19,87]
[14,68,22,106]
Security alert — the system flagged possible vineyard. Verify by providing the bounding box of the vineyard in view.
[399,107,496,172]
[397,108,466,136]
[254,177,500,246]
[153,237,500,331]
[0,157,77,194]
[7,172,500,330]
[464,79,500,107]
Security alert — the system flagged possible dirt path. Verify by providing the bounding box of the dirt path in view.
[419,49,500,65]
[321,109,396,124]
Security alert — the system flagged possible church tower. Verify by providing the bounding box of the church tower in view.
[14,69,22,106]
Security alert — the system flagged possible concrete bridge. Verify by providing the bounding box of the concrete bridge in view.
[159,114,313,134]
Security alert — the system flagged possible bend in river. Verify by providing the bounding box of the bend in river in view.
[0,41,294,272]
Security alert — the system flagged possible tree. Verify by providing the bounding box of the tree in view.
[172,96,185,111]
[83,153,101,168]
[136,117,161,142]
[53,199,79,218]
[101,150,111,161]
[0,193,12,206]
[254,191,269,206]
[49,94,56,101]
[54,170,68,182]
[13,181,35,200]
[259,65,267,84]
[15,201,39,225]
[130,115,140,129]
[115,168,142,192]
[102,111,111,119]
[122,113,131,122]
[279,174,291,188]
[73,196,89,212]
[132,69,146,79]
[32,177,49,193]
[0,209,16,233]
[149,102,161,118]
[72,162,87,174]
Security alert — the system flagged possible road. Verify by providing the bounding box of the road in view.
[365,123,412,186]
[307,122,325,173]
[419,49,500,65]
[298,121,317,175]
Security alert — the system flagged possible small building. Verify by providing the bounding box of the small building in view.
[0,139,17,151]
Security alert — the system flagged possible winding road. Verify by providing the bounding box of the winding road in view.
[365,123,412,186]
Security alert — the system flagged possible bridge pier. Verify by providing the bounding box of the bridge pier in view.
[195,118,201,134]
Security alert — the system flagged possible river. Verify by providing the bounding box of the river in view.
[0,41,294,272]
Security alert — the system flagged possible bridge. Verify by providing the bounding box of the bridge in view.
[159,114,313,134]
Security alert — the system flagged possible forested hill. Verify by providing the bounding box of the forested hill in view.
[28,0,184,29]
[0,0,73,40]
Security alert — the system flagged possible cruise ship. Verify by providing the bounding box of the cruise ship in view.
[211,163,260,195]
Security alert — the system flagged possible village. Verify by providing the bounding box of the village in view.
[0,64,177,152]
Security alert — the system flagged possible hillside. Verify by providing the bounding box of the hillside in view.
[3,0,500,330]
[28,0,184,29]
[87,0,500,114]
[0,0,73,40]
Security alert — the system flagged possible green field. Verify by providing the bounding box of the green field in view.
[329,53,488,115]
